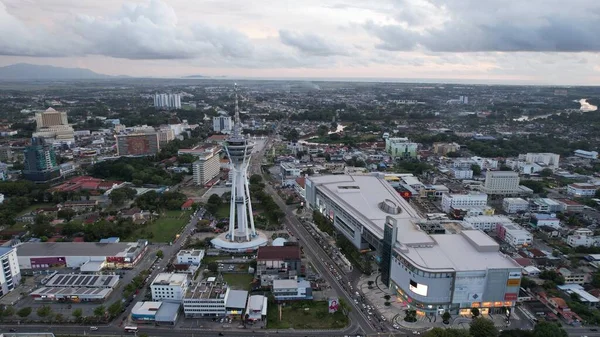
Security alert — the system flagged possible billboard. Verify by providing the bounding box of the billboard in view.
[328,298,340,313]
[508,271,521,279]
[506,279,520,286]
[409,280,429,296]
[504,293,518,301]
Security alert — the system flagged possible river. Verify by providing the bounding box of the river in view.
[513,98,597,121]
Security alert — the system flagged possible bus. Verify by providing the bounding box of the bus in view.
[124,326,138,333]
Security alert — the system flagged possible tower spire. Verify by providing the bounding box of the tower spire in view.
[233,83,241,137]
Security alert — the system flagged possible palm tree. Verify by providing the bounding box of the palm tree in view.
[442,311,451,324]
[367,280,374,289]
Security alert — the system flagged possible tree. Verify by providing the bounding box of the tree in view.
[471,307,480,317]
[532,321,568,337]
[72,308,82,320]
[207,262,218,273]
[36,305,52,318]
[442,311,451,324]
[108,301,123,318]
[367,280,374,289]
[520,276,537,289]
[206,193,223,215]
[17,307,32,318]
[93,305,105,318]
[2,306,14,318]
[469,317,498,337]
[471,164,482,175]
[249,174,263,185]
[540,168,554,177]
[109,187,136,206]
[54,313,64,322]
[424,328,470,337]
[384,294,391,301]
[57,208,76,221]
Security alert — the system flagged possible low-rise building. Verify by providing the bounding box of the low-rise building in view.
[280,162,302,186]
[451,169,473,180]
[176,250,205,266]
[567,183,598,197]
[557,267,587,285]
[131,301,180,325]
[503,198,529,214]
[30,273,119,302]
[567,228,597,247]
[245,295,268,322]
[497,223,532,247]
[151,273,188,302]
[529,198,563,213]
[463,215,514,231]
[256,245,302,287]
[531,214,561,229]
[272,279,313,301]
[441,193,487,213]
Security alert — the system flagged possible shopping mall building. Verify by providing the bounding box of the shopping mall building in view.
[306,174,522,316]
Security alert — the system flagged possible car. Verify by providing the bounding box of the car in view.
[90,327,99,331]
[9,329,16,332]
[591,329,599,331]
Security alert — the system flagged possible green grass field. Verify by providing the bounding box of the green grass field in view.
[128,210,192,243]
[266,301,349,330]
[222,273,254,291]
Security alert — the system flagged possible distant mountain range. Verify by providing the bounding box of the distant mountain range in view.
[0,63,119,80]
[181,74,205,78]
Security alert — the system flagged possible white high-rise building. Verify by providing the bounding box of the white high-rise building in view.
[213,116,233,134]
[0,247,21,298]
[192,151,220,186]
[441,193,488,213]
[150,273,188,302]
[211,85,267,252]
[154,93,181,110]
[523,153,560,170]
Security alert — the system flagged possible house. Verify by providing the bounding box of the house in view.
[60,200,99,211]
[120,207,151,223]
[181,199,194,211]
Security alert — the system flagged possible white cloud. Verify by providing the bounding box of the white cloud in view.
[279,30,350,56]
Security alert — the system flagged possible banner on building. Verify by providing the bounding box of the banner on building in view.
[328,298,340,313]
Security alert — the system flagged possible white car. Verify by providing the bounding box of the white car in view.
[90,327,98,331]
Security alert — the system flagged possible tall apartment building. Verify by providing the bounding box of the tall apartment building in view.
[441,193,488,213]
[158,128,175,147]
[192,151,220,186]
[482,171,520,195]
[23,137,61,182]
[385,137,418,159]
[433,142,460,156]
[116,133,160,156]
[154,94,181,110]
[150,273,188,302]
[33,107,74,143]
[213,116,233,134]
[0,247,21,298]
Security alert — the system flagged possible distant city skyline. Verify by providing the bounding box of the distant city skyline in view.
[1,0,599,85]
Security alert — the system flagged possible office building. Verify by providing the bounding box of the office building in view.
[280,162,302,186]
[158,128,175,147]
[154,93,182,110]
[496,223,532,247]
[183,279,229,317]
[0,247,20,298]
[35,107,68,128]
[213,116,233,134]
[116,133,160,156]
[441,193,487,213]
[306,174,522,316]
[481,171,521,195]
[523,153,560,171]
[529,198,563,213]
[557,268,586,285]
[502,198,529,214]
[23,137,61,182]
[192,151,220,186]
[385,137,418,159]
[462,215,514,231]
[452,169,473,180]
[33,108,75,143]
[567,183,598,197]
[531,214,561,229]
[151,273,188,302]
[176,250,205,266]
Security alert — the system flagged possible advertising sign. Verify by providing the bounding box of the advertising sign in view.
[409,280,429,296]
[508,272,521,279]
[506,279,520,287]
[504,293,518,301]
[328,298,340,313]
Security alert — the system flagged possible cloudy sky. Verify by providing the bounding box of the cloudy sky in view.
[1,0,599,84]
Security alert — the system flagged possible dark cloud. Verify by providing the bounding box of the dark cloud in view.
[365,0,600,52]
[279,29,349,56]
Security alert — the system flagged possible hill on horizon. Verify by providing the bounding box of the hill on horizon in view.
[0,63,117,80]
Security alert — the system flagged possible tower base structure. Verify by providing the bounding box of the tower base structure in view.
[211,230,268,252]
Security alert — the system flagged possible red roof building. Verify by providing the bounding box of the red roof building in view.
[181,199,194,210]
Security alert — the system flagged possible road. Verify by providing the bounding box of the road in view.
[249,133,375,336]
